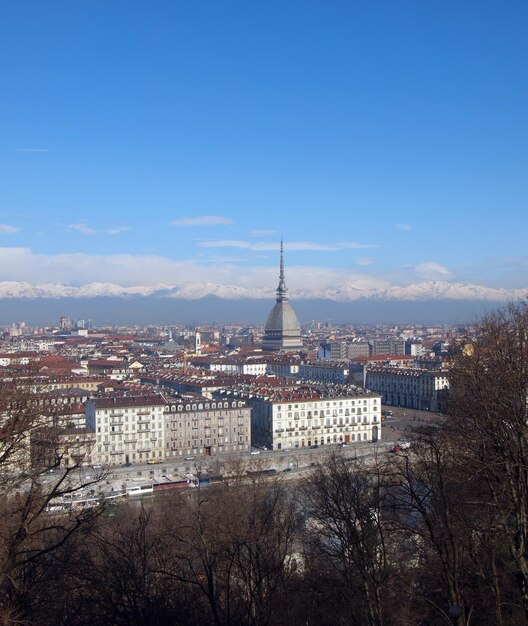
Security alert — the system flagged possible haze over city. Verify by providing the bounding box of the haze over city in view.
[1,1,527,324]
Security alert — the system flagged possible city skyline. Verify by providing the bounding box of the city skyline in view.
[1,1,527,303]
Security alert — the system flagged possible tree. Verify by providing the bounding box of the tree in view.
[387,433,483,625]
[164,477,301,626]
[446,302,528,620]
[60,503,199,626]
[299,453,393,626]
[0,370,104,623]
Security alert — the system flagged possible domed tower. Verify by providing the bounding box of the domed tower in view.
[262,240,303,352]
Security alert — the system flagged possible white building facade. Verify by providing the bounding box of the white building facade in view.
[219,385,381,450]
[86,395,167,465]
[366,367,449,412]
[297,363,350,384]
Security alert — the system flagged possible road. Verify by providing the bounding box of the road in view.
[96,440,393,486]
[41,420,421,500]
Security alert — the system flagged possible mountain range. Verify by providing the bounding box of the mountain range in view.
[0,279,524,326]
[0,280,525,302]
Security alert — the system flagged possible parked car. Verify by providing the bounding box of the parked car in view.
[283,467,292,473]
[122,462,132,467]
[185,456,195,461]
[250,450,261,455]
[309,444,319,449]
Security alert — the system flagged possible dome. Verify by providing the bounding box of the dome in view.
[262,241,303,352]
[265,301,301,336]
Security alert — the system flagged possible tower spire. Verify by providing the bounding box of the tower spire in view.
[276,238,288,301]
[263,237,303,351]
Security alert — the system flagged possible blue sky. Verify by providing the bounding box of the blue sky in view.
[1,1,527,296]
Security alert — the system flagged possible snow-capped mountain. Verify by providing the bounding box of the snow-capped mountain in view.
[0,280,526,301]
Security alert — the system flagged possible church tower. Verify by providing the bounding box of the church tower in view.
[262,240,303,352]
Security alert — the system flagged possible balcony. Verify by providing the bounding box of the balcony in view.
[137,418,150,424]
[137,427,151,433]
[109,411,124,417]
[124,438,137,444]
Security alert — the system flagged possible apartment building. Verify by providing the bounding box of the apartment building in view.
[31,426,96,468]
[346,340,370,359]
[297,362,350,384]
[86,394,167,465]
[266,360,300,377]
[142,372,244,399]
[217,383,381,450]
[203,358,268,376]
[369,338,405,357]
[366,367,449,412]
[164,396,251,458]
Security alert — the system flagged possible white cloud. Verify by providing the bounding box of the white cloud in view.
[67,223,129,235]
[68,223,97,235]
[0,246,388,294]
[0,224,19,234]
[171,215,233,227]
[198,239,378,251]
[397,223,413,231]
[2,247,528,301]
[249,229,277,237]
[414,261,452,280]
